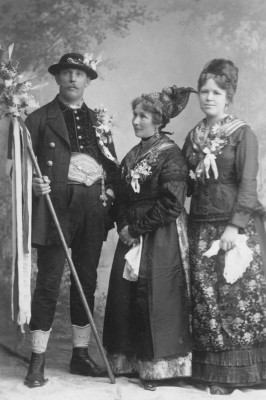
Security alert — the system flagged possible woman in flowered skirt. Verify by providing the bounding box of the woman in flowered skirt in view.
[183,58,266,395]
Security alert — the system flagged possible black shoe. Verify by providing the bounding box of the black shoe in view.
[139,378,157,391]
[24,352,48,388]
[70,347,106,377]
[210,385,234,395]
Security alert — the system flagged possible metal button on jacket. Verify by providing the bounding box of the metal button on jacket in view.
[47,160,53,167]
[49,142,55,148]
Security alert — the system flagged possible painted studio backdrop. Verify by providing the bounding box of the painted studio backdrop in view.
[0,0,265,341]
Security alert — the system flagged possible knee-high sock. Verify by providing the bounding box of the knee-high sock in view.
[30,329,51,354]
[72,324,91,348]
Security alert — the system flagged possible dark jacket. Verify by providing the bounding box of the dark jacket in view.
[116,133,188,237]
[25,97,119,245]
[182,123,265,228]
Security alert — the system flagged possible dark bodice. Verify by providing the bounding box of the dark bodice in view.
[116,134,188,238]
[182,120,265,228]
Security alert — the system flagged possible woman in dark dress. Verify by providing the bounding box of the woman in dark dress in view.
[182,59,266,395]
[103,85,196,390]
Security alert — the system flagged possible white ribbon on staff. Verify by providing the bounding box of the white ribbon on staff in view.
[10,118,32,330]
[202,148,218,179]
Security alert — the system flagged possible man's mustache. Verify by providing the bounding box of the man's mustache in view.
[60,84,78,89]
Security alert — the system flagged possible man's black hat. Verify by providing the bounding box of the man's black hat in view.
[48,53,98,80]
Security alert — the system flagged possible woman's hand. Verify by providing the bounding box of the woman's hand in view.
[219,225,239,251]
[32,176,51,197]
[119,225,136,246]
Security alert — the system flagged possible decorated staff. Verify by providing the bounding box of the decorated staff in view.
[1,45,117,387]
[0,43,39,330]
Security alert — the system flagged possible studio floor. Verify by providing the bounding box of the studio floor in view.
[0,335,265,400]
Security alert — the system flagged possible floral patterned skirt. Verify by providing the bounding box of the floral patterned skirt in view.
[188,218,266,386]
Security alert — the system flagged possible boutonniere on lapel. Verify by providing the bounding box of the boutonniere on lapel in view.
[93,104,119,165]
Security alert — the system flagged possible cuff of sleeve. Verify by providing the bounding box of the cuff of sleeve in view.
[229,211,251,229]
[105,189,115,201]
[105,184,116,198]
[128,224,139,239]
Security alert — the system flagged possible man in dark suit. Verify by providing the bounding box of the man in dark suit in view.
[24,53,119,388]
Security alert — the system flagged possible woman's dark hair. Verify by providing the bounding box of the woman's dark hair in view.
[198,59,238,103]
[131,97,167,129]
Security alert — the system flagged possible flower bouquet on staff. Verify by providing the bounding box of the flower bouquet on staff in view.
[0,52,39,118]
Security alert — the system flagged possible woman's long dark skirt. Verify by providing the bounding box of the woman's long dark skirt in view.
[103,222,192,380]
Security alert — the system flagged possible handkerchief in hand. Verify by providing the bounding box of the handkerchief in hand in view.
[203,235,253,284]
[123,236,143,281]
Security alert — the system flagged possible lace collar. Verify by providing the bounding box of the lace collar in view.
[191,115,246,152]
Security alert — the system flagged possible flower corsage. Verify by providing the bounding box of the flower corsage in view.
[130,159,152,193]
[126,150,159,193]
[195,135,228,180]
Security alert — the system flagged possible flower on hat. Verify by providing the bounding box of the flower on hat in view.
[83,53,102,71]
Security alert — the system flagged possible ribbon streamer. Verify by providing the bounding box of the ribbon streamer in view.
[10,117,32,331]
[203,150,218,179]
[131,172,141,193]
